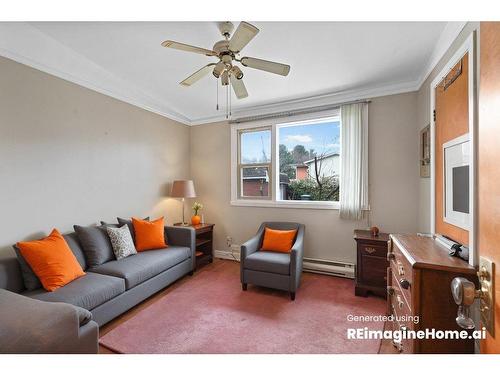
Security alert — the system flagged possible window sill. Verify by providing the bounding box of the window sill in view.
[230,199,340,210]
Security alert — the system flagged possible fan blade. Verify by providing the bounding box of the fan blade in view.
[180,64,216,86]
[230,75,248,99]
[161,40,217,57]
[229,22,259,53]
[241,57,290,76]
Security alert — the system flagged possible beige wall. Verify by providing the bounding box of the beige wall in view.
[415,22,479,233]
[0,56,190,255]
[190,92,419,264]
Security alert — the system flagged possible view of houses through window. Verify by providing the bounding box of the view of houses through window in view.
[239,129,271,198]
[278,118,340,201]
[238,117,340,202]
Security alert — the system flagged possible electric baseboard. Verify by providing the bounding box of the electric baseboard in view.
[215,247,240,261]
[302,257,355,279]
[215,249,355,279]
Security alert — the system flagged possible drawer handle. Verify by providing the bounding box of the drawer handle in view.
[399,278,411,290]
[387,252,395,261]
[397,295,404,309]
[364,247,376,254]
[387,286,395,296]
[397,261,405,276]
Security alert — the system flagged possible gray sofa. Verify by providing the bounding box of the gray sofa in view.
[240,222,305,300]
[0,224,195,353]
[0,289,98,353]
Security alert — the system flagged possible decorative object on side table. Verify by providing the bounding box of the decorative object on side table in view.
[174,222,214,269]
[354,229,390,298]
[170,180,196,226]
[191,202,203,225]
[370,226,380,237]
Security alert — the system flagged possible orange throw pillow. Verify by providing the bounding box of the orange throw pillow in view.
[132,217,167,251]
[260,227,298,253]
[17,229,85,292]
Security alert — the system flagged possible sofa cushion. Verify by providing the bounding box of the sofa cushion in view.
[106,225,137,260]
[244,251,291,275]
[13,245,42,291]
[13,232,88,291]
[89,246,190,289]
[132,217,166,251]
[63,232,88,270]
[16,229,86,292]
[23,272,125,311]
[117,217,149,242]
[74,225,115,267]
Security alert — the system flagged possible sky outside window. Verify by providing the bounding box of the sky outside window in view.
[279,121,340,155]
[240,130,271,163]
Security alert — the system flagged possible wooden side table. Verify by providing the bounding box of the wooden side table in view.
[354,229,390,298]
[174,223,214,269]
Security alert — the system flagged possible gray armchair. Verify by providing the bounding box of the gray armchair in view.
[240,222,305,300]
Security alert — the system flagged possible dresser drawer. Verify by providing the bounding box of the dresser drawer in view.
[358,243,387,258]
[390,310,414,354]
[390,270,412,314]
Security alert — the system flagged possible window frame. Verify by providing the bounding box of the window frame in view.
[237,127,272,200]
[231,109,341,210]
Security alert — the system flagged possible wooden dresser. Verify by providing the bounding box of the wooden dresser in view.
[354,230,390,298]
[387,234,477,353]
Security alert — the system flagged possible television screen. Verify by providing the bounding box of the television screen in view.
[452,165,469,214]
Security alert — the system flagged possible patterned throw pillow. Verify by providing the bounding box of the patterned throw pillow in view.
[106,225,137,260]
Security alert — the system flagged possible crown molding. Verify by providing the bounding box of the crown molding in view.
[416,21,467,89]
[0,22,465,127]
[189,78,421,125]
[0,23,191,125]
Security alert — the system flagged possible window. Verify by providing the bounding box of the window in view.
[278,118,340,202]
[238,128,271,199]
[231,110,341,209]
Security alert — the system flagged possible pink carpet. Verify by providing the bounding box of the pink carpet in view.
[100,261,386,354]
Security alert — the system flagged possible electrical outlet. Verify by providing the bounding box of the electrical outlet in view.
[226,236,233,247]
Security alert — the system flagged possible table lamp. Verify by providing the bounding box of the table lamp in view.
[170,180,196,226]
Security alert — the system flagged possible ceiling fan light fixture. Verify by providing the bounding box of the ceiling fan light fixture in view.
[213,61,225,78]
[221,71,230,86]
[230,66,244,80]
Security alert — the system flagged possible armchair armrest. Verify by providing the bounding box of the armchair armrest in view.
[0,289,98,353]
[165,226,196,271]
[240,232,263,261]
[290,225,305,292]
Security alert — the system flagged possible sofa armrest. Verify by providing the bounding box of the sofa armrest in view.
[0,289,98,353]
[165,226,196,271]
[290,225,305,292]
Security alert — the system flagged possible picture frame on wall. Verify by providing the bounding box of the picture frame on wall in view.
[443,133,470,230]
[420,125,431,177]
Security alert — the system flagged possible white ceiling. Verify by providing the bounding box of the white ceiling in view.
[0,22,465,124]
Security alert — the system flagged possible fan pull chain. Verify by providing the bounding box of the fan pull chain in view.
[216,78,219,111]
[226,84,229,119]
[229,83,232,118]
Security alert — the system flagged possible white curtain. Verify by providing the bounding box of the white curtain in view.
[339,103,369,220]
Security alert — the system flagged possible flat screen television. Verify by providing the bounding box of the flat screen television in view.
[443,134,470,230]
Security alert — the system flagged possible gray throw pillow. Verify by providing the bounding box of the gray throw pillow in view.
[106,225,137,260]
[74,225,115,267]
[117,217,149,242]
[13,245,42,291]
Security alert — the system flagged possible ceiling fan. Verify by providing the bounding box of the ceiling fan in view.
[161,21,291,100]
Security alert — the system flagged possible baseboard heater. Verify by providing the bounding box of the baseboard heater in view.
[302,257,355,279]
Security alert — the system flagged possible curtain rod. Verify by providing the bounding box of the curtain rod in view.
[229,98,371,124]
